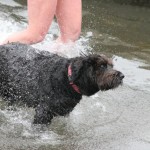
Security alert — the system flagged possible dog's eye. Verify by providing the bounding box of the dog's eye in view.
[100,64,107,69]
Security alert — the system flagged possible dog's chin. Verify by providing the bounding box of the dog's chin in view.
[98,78,123,91]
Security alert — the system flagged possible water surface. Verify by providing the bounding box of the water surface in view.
[0,0,150,150]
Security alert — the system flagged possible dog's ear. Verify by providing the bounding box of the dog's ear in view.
[86,55,98,65]
[70,58,85,82]
[70,56,96,82]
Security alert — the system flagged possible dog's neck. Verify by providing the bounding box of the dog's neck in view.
[68,64,81,94]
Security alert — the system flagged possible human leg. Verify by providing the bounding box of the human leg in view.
[56,0,82,43]
[2,0,57,45]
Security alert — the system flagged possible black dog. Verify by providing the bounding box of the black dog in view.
[0,43,124,124]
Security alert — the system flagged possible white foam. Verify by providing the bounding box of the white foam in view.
[113,56,150,91]
[32,32,92,58]
[0,0,21,7]
[0,19,26,43]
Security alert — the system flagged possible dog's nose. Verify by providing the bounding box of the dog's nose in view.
[119,72,125,80]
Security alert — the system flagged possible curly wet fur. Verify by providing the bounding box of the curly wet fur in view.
[0,43,124,124]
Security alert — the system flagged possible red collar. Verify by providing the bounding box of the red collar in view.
[68,64,81,94]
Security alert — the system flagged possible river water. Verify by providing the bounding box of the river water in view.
[0,0,150,150]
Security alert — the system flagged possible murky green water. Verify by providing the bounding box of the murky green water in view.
[82,0,150,66]
[0,0,150,150]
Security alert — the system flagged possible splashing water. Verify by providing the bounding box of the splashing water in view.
[0,12,94,144]
[0,2,150,149]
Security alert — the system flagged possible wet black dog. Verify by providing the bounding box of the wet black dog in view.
[0,43,124,124]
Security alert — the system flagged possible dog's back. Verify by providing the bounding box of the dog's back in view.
[0,43,68,107]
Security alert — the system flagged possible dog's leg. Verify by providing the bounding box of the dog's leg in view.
[33,102,53,124]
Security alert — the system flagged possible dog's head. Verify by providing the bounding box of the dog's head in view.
[69,54,124,96]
